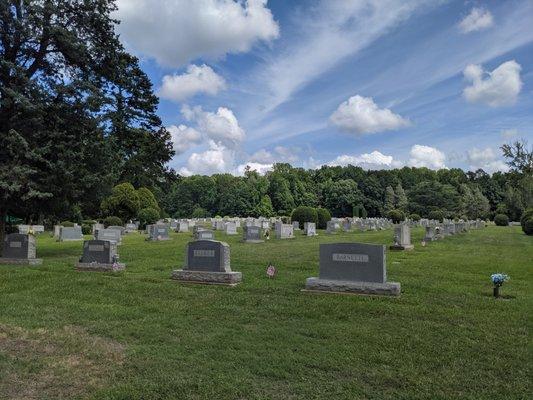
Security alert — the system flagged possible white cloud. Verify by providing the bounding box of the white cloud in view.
[249,149,274,163]
[501,129,519,139]
[253,0,426,112]
[467,147,509,173]
[328,150,402,170]
[116,0,279,67]
[168,124,203,155]
[179,141,235,176]
[408,145,446,169]
[159,65,226,102]
[182,105,245,148]
[248,146,300,164]
[235,162,273,176]
[459,7,494,33]
[463,60,522,107]
[330,95,410,135]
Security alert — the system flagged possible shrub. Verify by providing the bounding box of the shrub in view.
[103,216,123,228]
[82,219,96,225]
[409,213,421,221]
[520,208,533,235]
[138,208,160,229]
[60,221,74,227]
[81,224,92,235]
[353,205,367,218]
[291,206,318,229]
[387,209,405,224]
[137,187,160,212]
[494,214,509,226]
[280,216,291,224]
[100,182,140,221]
[316,207,331,229]
[428,209,445,222]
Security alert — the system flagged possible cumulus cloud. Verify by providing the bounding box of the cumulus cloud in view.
[159,65,226,103]
[235,162,273,176]
[179,141,235,176]
[467,147,508,173]
[116,0,279,67]
[168,124,203,155]
[328,150,402,170]
[463,60,522,107]
[182,105,245,148]
[459,7,494,33]
[330,95,410,135]
[408,145,446,169]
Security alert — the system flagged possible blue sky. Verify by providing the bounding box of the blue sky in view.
[115,0,533,176]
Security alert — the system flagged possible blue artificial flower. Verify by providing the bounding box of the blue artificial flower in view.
[491,273,510,287]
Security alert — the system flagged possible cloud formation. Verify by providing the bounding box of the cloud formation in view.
[408,145,446,169]
[467,147,508,173]
[463,60,522,107]
[168,124,203,155]
[182,105,245,148]
[179,141,235,177]
[328,150,402,170]
[159,65,226,103]
[116,0,279,67]
[330,95,410,135]
[459,7,494,33]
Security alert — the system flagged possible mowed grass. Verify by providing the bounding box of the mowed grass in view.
[0,226,531,400]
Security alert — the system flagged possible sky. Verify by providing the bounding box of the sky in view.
[114,0,533,176]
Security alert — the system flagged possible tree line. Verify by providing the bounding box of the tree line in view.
[1,1,532,245]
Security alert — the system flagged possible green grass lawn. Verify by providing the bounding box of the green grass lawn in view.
[0,226,531,400]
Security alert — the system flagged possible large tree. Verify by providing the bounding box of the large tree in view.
[0,0,172,248]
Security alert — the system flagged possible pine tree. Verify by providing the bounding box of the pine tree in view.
[384,186,396,214]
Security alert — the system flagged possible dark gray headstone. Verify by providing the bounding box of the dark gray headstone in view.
[2,233,35,259]
[319,242,386,283]
[184,240,230,272]
[80,240,117,264]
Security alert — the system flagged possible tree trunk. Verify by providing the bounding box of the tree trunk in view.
[0,208,6,257]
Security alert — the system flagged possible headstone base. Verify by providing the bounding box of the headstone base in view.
[76,262,125,272]
[304,277,400,297]
[58,238,83,242]
[389,244,414,251]
[171,269,242,286]
[0,257,43,265]
[242,240,264,244]
[146,237,171,241]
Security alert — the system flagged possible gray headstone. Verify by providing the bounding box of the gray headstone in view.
[59,226,83,241]
[95,228,121,244]
[194,230,215,240]
[304,222,317,236]
[80,240,118,264]
[2,233,35,259]
[319,243,386,283]
[184,240,231,273]
[243,225,263,242]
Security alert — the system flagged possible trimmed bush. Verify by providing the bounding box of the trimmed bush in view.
[520,208,533,235]
[82,219,97,225]
[81,224,92,235]
[409,213,421,221]
[137,187,160,212]
[291,206,318,229]
[138,208,160,229]
[316,207,331,229]
[428,210,445,222]
[494,214,509,226]
[387,209,405,224]
[60,221,74,227]
[103,216,123,228]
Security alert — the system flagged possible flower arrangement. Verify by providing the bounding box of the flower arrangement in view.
[491,273,510,298]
